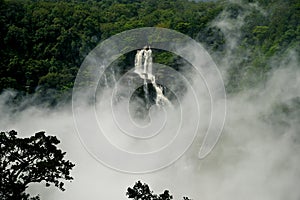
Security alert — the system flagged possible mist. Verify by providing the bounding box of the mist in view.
[1,1,300,200]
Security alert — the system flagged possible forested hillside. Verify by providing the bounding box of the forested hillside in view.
[1,1,300,199]
[0,0,299,104]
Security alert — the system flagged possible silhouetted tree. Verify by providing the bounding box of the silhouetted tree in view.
[0,130,75,200]
[127,181,192,200]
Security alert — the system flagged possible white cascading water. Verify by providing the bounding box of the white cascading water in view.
[111,68,117,92]
[134,50,144,74]
[143,78,150,109]
[152,82,171,106]
[134,46,171,107]
[104,74,108,88]
[143,48,152,75]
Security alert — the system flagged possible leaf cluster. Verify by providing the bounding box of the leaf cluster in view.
[127,181,191,200]
[0,130,75,200]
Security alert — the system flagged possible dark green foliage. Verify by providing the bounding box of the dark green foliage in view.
[0,0,298,101]
[0,0,222,105]
[241,0,300,56]
[212,0,300,93]
[0,130,75,200]
[127,181,191,200]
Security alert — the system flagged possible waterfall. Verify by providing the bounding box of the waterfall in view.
[134,47,153,79]
[134,46,171,107]
[134,50,144,74]
[104,74,108,88]
[143,79,150,109]
[152,81,171,106]
[111,67,117,92]
[143,48,152,75]
[111,68,117,84]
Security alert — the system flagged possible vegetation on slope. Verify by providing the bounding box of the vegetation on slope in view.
[0,0,299,104]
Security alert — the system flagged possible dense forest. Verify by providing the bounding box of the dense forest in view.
[0,0,299,105]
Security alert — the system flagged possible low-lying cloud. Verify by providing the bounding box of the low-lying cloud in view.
[1,1,299,200]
